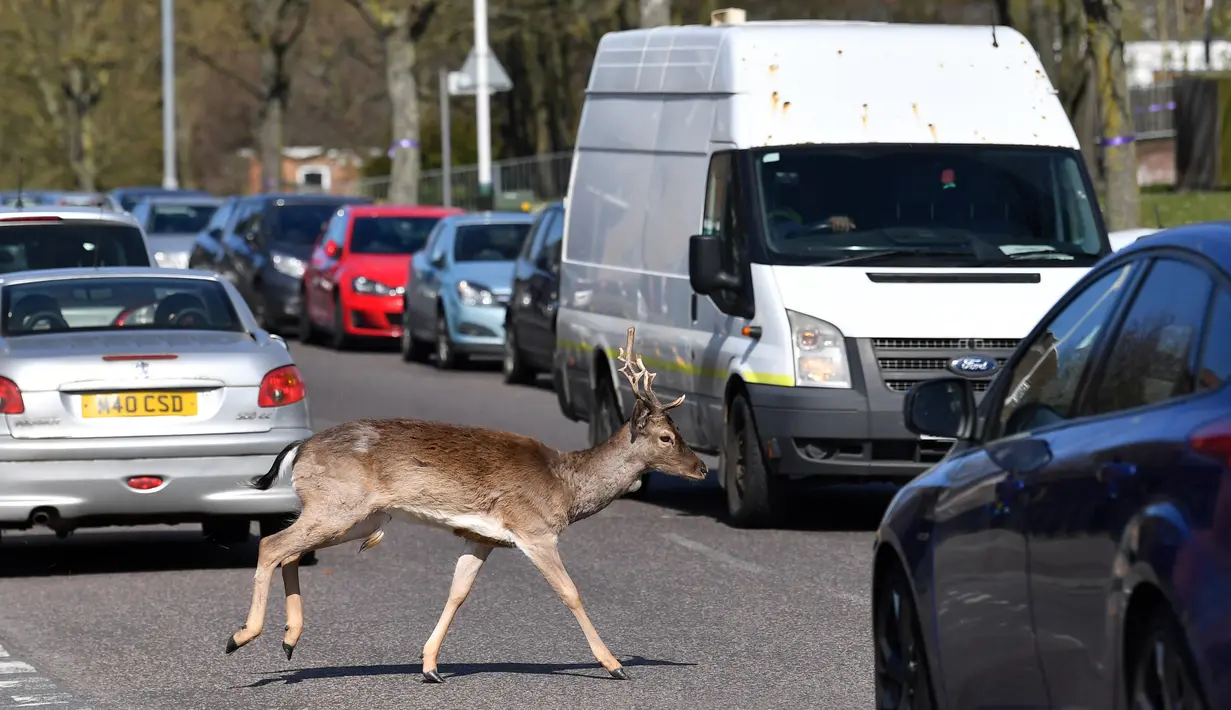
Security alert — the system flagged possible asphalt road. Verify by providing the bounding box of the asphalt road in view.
[0,340,892,710]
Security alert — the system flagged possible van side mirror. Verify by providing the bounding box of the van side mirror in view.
[903,378,976,440]
[688,234,740,295]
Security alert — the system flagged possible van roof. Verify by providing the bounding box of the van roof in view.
[585,21,1077,150]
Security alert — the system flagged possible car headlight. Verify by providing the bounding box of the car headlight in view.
[154,251,189,269]
[457,280,496,307]
[352,276,403,296]
[271,251,306,278]
[786,310,851,388]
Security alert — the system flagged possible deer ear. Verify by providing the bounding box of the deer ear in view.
[629,399,652,442]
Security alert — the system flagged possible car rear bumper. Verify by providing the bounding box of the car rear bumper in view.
[0,428,310,526]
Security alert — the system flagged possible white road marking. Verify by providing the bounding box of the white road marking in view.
[661,533,766,574]
[0,645,94,710]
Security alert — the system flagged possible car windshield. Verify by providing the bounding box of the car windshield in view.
[275,203,347,245]
[1,276,243,336]
[147,203,218,234]
[753,144,1108,267]
[350,216,442,255]
[453,223,531,262]
[0,222,150,275]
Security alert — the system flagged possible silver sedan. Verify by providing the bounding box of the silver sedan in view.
[0,266,312,549]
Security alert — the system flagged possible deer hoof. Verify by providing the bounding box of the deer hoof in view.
[224,636,240,655]
[609,666,629,680]
[282,642,295,661]
[422,668,445,683]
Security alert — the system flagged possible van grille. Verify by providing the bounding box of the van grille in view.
[871,337,1021,394]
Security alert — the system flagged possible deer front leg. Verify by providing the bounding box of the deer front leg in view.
[421,540,494,683]
[280,555,303,660]
[519,538,628,680]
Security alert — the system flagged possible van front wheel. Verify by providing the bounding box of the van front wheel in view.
[723,394,779,527]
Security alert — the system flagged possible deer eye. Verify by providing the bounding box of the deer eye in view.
[659,434,672,445]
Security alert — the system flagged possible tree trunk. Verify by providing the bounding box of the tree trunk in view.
[258,98,284,192]
[1085,0,1140,230]
[640,0,670,27]
[1027,0,1056,84]
[385,32,421,205]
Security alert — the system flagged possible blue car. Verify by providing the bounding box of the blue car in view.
[875,222,1231,710]
[401,211,535,369]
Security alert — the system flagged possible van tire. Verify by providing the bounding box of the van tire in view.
[723,394,778,527]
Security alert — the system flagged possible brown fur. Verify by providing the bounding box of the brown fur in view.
[225,327,706,681]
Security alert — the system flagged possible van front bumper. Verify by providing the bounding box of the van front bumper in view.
[744,383,952,483]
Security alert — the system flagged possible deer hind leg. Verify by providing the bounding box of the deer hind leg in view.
[421,540,495,683]
[225,509,381,657]
[518,538,628,680]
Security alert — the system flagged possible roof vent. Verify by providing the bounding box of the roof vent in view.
[711,8,746,26]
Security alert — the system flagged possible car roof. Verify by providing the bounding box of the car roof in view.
[1116,221,1231,269]
[245,193,373,205]
[0,206,142,226]
[0,266,223,287]
[132,194,226,205]
[444,211,537,225]
[348,204,464,217]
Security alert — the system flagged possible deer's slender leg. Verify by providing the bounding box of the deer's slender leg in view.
[421,540,494,683]
[226,510,377,656]
[279,557,303,660]
[519,538,628,680]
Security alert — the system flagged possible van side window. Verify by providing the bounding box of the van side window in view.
[702,153,732,238]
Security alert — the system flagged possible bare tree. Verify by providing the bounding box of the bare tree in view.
[347,1,441,204]
[186,0,313,192]
[1083,0,1140,230]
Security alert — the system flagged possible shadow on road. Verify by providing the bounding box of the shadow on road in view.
[243,655,695,686]
[635,472,897,533]
[0,529,257,578]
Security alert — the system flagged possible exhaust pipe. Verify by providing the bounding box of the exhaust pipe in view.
[31,511,51,526]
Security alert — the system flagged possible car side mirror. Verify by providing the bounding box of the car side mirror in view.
[431,253,446,269]
[903,378,976,440]
[688,234,740,295]
[986,437,1053,476]
[208,228,223,241]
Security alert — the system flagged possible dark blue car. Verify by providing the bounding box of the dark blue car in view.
[874,222,1231,710]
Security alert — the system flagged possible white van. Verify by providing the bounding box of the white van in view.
[552,13,1113,526]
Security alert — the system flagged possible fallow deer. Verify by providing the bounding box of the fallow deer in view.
[224,326,706,682]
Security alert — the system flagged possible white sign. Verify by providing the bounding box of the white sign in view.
[447,45,513,96]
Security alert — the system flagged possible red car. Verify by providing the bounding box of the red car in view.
[299,204,464,348]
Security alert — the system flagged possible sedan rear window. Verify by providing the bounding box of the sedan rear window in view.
[454,223,532,262]
[0,222,150,274]
[1,276,243,336]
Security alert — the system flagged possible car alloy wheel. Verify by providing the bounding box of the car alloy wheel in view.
[1130,608,1208,710]
[874,563,936,710]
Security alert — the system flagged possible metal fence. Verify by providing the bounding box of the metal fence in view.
[1131,81,1175,140]
[329,87,1176,204]
[340,151,574,209]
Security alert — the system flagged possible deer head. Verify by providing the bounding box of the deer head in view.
[615,327,707,480]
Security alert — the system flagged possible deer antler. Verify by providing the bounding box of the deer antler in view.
[615,327,684,411]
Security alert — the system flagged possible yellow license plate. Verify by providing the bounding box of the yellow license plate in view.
[81,392,199,418]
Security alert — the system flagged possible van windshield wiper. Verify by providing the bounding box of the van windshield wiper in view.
[807,248,986,267]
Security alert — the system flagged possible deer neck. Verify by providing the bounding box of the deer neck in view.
[558,424,647,524]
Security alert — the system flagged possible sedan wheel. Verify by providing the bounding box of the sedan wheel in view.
[298,292,320,344]
[1129,607,1208,710]
[502,327,534,385]
[329,299,349,351]
[400,303,430,363]
[435,312,464,369]
[874,562,936,710]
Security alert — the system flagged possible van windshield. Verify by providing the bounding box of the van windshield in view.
[753,145,1108,267]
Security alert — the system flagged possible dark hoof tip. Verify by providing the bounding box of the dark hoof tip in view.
[422,669,445,684]
[282,642,295,661]
[225,637,239,655]
[609,667,629,680]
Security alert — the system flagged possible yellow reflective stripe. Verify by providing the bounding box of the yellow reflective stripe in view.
[556,339,794,387]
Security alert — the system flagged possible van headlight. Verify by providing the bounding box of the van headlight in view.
[786,310,851,388]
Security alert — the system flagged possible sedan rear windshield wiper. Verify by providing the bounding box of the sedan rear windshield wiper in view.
[807,248,986,267]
